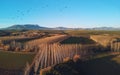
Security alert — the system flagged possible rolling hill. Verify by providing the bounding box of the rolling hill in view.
[3,24,48,30]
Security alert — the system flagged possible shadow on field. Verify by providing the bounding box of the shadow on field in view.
[81,55,120,75]
[60,37,95,44]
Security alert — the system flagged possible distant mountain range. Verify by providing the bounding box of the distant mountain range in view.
[1,24,120,30]
[3,24,47,30]
[88,27,120,30]
[1,24,71,30]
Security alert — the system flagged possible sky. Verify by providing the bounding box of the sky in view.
[0,0,120,28]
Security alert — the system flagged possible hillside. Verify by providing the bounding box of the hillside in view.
[3,24,47,30]
[0,30,10,36]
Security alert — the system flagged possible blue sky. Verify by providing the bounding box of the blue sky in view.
[0,0,120,28]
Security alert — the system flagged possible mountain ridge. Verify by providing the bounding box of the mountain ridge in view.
[2,24,48,30]
[1,24,120,30]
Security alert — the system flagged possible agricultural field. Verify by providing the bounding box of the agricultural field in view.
[80,53,120,75]
[26,34,69,46]
[45,53,120,75]
[0,51,35,70]
[60,36,96,44]
[65,30,120,36]
[0,29,120,75]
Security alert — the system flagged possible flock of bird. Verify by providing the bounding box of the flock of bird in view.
[11,0,71,21]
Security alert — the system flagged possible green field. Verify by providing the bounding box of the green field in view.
[60,36,95,44]
[81,53,120,75]
[0,51,35,70]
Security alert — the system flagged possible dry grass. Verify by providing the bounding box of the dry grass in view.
[26,35,69,47]
[90,35,118,47]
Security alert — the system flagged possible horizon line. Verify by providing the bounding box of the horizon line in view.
[0,24,120,29]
